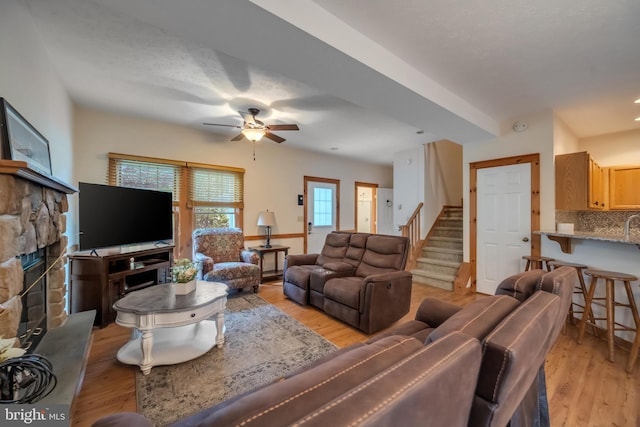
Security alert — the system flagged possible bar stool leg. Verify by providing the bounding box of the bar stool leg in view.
[623,280,640,373]
[577,271,599,337]
[524,260,532,271]
[577,276,598,344]
[605,279,615,362]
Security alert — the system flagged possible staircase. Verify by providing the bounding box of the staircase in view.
[411,207,463,291]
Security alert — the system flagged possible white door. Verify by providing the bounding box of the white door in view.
[477,163,531,294]
[306,180,338,253]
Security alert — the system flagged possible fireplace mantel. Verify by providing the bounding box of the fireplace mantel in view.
[0,160,77,194]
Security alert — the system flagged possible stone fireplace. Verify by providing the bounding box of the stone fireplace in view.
[0,163,74,349]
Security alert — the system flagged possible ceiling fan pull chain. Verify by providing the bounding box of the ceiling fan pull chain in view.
[253,142,256,161]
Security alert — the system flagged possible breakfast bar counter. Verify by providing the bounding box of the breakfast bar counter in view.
[536,230,640,253]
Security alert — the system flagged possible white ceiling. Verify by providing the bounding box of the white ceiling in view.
[23,0,640,165]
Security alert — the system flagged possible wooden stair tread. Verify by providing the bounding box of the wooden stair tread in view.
[416,257,461,268]
[424,246,462,254]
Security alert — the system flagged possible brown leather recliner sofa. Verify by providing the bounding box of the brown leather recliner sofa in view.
[283,231,413,334]
[92,267,574,427]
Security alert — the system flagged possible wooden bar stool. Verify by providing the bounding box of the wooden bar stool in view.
[549,260,598,337]
[522,255,554,272]
[630,282,640,374]
[577,269,640,373]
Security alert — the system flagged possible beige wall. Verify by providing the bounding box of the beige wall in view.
[0,0,75,236]
[462,111,556,258]
[72,107,393,255]
[579,129,640,166]
[553,115,580,155]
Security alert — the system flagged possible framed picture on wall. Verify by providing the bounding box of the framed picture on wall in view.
[0,97,52,176]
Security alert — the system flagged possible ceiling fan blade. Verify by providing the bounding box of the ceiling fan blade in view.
[264,132,285,143]
[239,111,256,126]
[266,124,299,131]
[203,123,241,128]
[230,133,244,141]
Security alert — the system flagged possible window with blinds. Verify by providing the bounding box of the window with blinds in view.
[188,164,244,229]
[107,153,246,236]
[108,154,181,203]
[187,165,243,207]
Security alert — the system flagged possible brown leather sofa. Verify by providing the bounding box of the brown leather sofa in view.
[92,267,574,427]
[283,231,413,334]
[371,266,575,427]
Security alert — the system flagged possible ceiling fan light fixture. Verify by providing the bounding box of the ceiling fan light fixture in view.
[241,128,265,142]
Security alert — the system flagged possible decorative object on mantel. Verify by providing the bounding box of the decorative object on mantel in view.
[172,259,198,295]
[257,210,276,248]
[0,98,52,176]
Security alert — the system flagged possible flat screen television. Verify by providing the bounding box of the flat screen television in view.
[79,182,173,251]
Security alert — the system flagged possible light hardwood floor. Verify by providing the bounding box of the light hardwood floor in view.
[72,282,639,427]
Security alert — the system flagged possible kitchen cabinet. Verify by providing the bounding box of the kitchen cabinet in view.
[609,165,640,209]
[555,151,607,210]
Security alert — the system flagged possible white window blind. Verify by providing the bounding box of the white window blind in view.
[108,154,181,203]
[187,164,244,208]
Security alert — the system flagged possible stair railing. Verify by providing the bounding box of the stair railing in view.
[400,202,423,269]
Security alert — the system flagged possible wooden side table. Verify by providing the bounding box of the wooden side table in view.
[248,245,290,282]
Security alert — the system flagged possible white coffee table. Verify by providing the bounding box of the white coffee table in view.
[113,281,228,375]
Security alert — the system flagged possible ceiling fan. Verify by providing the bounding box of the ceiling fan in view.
[203,108,299,143]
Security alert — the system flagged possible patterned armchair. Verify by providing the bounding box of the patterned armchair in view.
[192,227,261,293]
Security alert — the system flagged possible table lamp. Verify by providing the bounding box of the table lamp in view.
[257,211,276,248]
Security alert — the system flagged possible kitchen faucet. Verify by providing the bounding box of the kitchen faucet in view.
[624,214,640,240]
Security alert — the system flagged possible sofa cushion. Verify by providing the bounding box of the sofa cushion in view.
[355,235,409,277]
[495,269,546,302]
[204,262,260,285]
[285,265,324,287]
[426,295,520,344]
[316,232,351,265]
[309,265,355,293]
[343,232,369,268]
[323,276,363,309]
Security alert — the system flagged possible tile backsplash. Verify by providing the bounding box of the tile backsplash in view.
[556,210,640,234]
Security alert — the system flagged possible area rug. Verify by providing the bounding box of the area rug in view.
[135,293,338,426]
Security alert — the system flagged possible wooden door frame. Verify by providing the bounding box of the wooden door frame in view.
[304,176,340,253]
[355,181,378,234]
[469,153,540,293]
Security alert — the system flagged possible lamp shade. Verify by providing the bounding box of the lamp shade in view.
[257,211,276,227]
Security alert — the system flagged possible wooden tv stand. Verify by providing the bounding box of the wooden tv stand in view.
[69,245,174,328]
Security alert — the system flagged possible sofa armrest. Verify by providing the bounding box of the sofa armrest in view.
[240,249,259,264]
[194,252,214,279]
[414,298,463,327]
[359,271,413,334]
[286,253,319,266]
[283,253,319,275]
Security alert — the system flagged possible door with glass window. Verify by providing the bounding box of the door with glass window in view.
[305,177,339,254]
